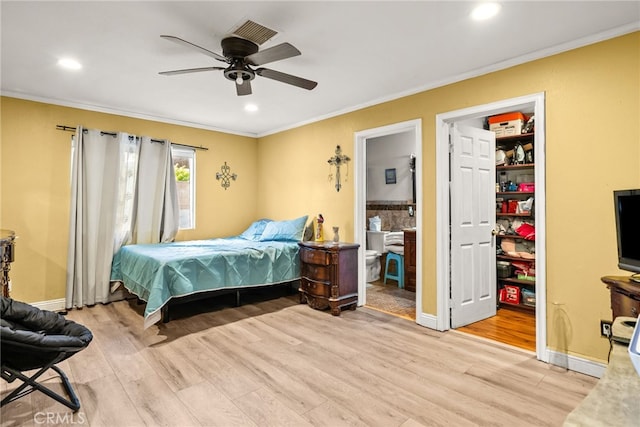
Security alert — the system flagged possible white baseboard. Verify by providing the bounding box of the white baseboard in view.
[416,312,439,330]
[31,298,67,312]
[415,312,606,378]
[28,288,129,313]
[545,349,607,378]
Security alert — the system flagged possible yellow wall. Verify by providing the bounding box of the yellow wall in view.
[1,32,638,364]
[257,32,640,363]
[0,98,259,302]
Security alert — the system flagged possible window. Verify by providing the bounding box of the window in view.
[172,147,195,230]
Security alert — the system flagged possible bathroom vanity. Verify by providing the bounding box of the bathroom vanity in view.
[403,229,416,292]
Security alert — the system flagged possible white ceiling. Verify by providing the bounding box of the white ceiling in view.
[2,1,639,137]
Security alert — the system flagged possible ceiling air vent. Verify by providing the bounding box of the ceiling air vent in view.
[231,20,278,46]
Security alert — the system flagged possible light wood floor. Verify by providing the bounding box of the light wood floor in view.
[366,281,536,352]
[1,294,596,427]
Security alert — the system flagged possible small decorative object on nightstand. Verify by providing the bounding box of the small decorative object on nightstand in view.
[298,241,359,316]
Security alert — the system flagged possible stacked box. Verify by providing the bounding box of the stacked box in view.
[489,112,527,137]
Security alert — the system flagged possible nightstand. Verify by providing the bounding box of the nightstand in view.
[298,241,359,315]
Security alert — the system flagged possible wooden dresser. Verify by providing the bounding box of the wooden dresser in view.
[601,275,640,319]
[403,229,416,292]
[298,241,359,316]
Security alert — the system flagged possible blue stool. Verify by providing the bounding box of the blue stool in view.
[384,252,404,289]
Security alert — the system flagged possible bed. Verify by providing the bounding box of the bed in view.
[110,216,307,328]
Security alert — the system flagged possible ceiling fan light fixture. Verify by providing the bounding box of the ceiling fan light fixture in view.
[471,2,501,21]
[160,33,317,96]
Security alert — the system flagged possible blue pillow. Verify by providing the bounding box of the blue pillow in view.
[259,215,309,242]
[238,219,272,240]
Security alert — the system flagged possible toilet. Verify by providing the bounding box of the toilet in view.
[365,250,381,282]
[366,231,389,282]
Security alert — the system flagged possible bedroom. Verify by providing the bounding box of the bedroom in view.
[1,1,639,423]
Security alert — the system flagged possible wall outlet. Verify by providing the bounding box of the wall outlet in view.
[600,320,612,337]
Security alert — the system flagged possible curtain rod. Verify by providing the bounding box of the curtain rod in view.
[55,125,208,151]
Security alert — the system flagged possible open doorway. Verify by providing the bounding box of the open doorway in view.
[354,119,422,320]
[435,93,547,362]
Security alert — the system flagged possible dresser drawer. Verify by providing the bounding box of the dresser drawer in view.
[611,288,640,318]
[300,247,331,266]
[302,263,331,282]
[300,278,331,298]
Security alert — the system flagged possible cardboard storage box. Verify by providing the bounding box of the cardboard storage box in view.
[489,112,528,137]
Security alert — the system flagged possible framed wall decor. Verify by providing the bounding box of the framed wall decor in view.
[385,168,396,184]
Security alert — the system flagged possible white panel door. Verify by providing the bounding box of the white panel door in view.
[450,124,496,328]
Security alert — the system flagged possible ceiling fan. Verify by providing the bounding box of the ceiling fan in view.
[159,34,317,96]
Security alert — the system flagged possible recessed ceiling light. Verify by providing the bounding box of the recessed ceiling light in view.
[244,103,258,112]
[57,58,82,70]
[471,2,501,21]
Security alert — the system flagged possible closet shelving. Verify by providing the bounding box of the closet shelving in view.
[495,131,536,311]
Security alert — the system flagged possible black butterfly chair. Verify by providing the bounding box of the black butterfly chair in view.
[1,297,93,412]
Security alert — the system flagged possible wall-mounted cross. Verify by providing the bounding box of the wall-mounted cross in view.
[327,145,351,192]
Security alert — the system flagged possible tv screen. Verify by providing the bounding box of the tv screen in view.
[614,189,640,280]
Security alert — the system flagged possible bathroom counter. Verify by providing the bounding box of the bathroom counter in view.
[563,319,640,427]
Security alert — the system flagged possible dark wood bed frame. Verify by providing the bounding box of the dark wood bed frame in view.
[157,280,300,323]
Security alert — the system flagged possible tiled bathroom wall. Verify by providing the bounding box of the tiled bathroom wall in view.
[366,201,416,231]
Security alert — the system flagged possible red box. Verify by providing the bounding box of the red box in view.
[518,182,535,192]
[502,285,521,304]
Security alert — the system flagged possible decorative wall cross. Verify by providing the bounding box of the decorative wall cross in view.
[327,145,351,192]
[215,161,237,190]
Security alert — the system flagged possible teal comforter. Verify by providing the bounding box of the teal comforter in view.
[110,237,300,328]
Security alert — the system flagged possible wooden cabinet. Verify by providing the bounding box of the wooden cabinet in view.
[298,241,359,316]
[495,133,536,311]
[602,275,640,319]
[403,230,416,292]
[1,229,15,297]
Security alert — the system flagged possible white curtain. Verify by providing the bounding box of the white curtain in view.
[132,137,179,244]
[66,128,139,308]
[66,129,179,308]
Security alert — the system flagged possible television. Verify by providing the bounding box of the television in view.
[613,189,640,282]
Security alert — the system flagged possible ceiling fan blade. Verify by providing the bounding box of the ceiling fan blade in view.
[245,43,301,66]
[160,35,227,62]
[159,67,225,76]
[256,68,317,90]
[236,79,252,96]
